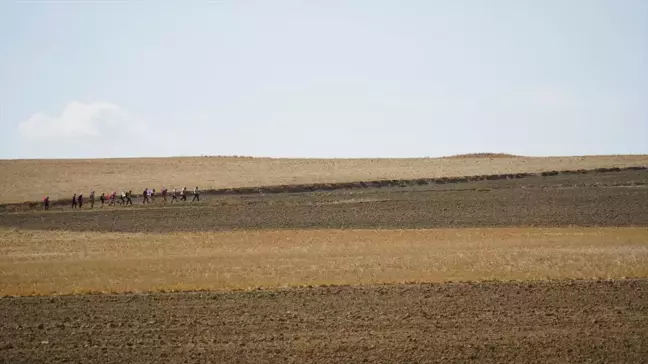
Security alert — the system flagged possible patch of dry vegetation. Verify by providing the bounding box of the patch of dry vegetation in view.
[1,155,647,203]
[1,227,647,296]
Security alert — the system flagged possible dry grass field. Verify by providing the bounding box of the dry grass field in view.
[2,161,648,363]
[2,227,647,296]
[1,154,647,203]
[0,160,648,363]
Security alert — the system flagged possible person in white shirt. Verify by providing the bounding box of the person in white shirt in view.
[192,186,200,202]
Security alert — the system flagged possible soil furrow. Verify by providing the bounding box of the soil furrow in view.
[1,279,647,363]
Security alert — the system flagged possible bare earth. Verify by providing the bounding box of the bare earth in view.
[1,170,647,296]
[2,170,648,232]
[1,163,647,362]
[1,154,647,203]
[1,280,647,364]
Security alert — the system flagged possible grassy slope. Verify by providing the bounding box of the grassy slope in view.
[2,227,647,295]
[1,155,647,203]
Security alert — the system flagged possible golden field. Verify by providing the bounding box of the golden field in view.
[1,155,647,203]
[1,227,647,296]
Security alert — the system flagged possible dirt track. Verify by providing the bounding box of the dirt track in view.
[1,279,647,364]
[2,170,647,232]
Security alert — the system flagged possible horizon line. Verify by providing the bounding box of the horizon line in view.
[2,152,648,161]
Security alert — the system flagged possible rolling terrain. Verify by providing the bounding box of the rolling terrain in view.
[2,280,647,364]
[1,159,647,363]
[1,154,647,203]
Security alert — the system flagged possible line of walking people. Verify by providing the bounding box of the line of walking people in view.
[43,186,201,210]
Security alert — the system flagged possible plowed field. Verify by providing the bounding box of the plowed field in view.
[1,167,647,363]
[2,170,647,232]
[1,154,647,203]
[2,280,647,363]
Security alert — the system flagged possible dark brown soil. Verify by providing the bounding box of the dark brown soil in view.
[2,170,647,363]
[1,170,647,232]
[3,165,646,210]
[1,279,647,364]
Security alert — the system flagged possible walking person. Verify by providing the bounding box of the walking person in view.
[43,196,50,210]
[108,192,116,206]
[120,191,126,205]
[151,188,156,203]
[192,186,200,202]
[72,194,77,209]
[126,190,133,205]
[100,192,105,207]
[78,193,84,208]
[171,188,178,203]
[142,188,149,204]
[180,186,187,201]
[90,190,95,208]
[161,187,168,203]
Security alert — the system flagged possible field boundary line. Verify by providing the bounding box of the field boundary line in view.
[2,277,647,298]
[2,165,646,209]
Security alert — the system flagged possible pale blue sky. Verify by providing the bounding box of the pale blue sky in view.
[1,0,646,159]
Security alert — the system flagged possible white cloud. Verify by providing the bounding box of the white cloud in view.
[17,101,174,158]
[19,101,148,141]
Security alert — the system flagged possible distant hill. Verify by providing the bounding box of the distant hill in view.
[445,153,521,159]
[1,155,647,203]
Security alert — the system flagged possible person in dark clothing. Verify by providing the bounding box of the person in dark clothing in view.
[180,186,187,201]
[78,193,83,208]
[72,194,77,209]
[100,193,105,207]
[192,186,200,202]
[43,196,50,210]
[90,190,95,208]
[126,190,133,205]
[171,188,178,203]
[161,187,168,203]
[142,188,149,204]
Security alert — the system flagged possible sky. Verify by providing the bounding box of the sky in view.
[1,0,646,159]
